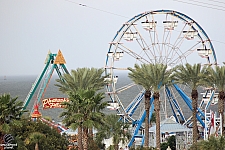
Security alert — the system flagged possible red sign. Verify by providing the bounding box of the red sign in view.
[42,98,69,109]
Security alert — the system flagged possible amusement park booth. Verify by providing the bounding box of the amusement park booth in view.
[149,117,192,150]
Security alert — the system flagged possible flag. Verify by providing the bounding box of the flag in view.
[210,110,215,135]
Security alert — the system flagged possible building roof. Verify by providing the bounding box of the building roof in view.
[149,117,191,133]
[61,128,78,136]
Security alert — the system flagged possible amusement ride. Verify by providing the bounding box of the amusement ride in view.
[20,9,222,150]
[104,9,221,148]
[22,50,70,132]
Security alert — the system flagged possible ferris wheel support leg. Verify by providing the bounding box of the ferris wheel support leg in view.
[165,86,186,122]
[126,92,145,117]
[128,97,154,147]
[168,96,179,123]
[128,110,146,147]
[204,90,215,110]
[173,84,205,127]
[149,102,155,123]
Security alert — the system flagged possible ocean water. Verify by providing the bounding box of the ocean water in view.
[0,75,67,120]
[0,74,217,123]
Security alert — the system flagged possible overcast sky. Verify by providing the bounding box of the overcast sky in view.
[0,0,225,76]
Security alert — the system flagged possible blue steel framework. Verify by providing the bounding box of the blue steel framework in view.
[104,10,217,147]
[22,50,69,113]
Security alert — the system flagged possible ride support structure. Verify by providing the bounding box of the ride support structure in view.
[22,50,69,114]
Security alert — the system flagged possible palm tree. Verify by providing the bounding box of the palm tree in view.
[202,65,225,135]
[128,64,152,148]
[77,89,106,150]
[88,92,108,141]
[55,67,108,150]
[25,132,45,150]
[61,90,107,150]
[0,94,26,150]
[128,63,173,149]
[190,136,225,150]
[65,90,107,150]
[96,114,131,150]
[172,63,206,144]
[60,92,84,150]
[11,116,68,150]
[55,67,107,93]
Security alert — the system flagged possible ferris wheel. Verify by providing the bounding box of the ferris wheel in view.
[104,10,217,146]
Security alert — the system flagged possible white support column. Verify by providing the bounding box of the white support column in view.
[204,109,211,140]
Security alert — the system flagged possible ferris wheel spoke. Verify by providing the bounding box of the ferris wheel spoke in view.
[163,29,186,64]
[116,82,137,93]
[166,39,186,64]
[148,30,159,59]
[154,28,163,58]
[168,32,185,59]
[161,14,189,65]
[143,13,160,56]
[135,36,155,62]
[171,24,187,47]
[150,14,162,55]
[132,24,159,63]
[143,13,165,63]
[118,45,152,64]
[164,31,174,64]
[151,30,163,62]
[162,26,169,62]
[168,41,202,65]
[115,93,140,122]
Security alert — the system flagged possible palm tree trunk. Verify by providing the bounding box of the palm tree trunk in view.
[88,127,94,149]
[192,89,198,144]
[218,91,225,135]
[78,126,83,150]
[35,142,39,150]
[154,92,160,150]
[0,134,4,150]
[144,90,151,147]
[88,127,93,140]
[114,144,119,150]
[83,127,88,150]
